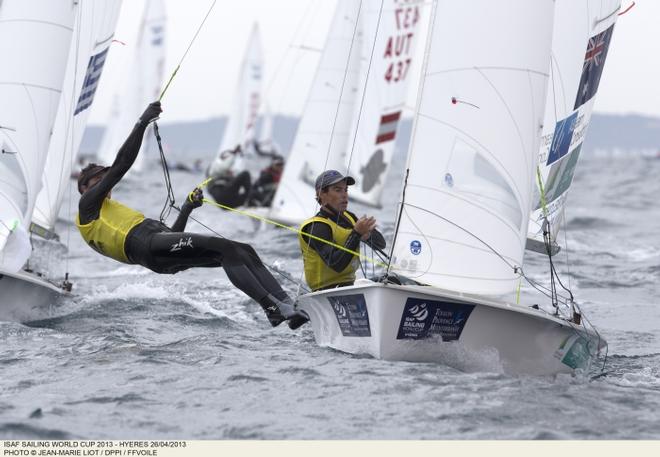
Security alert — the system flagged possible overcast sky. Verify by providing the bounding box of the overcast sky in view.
[88,0,660,124]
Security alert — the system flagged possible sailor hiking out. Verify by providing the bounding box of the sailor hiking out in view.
[75,101,308,329]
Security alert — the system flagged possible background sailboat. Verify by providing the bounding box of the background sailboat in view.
[298,0,607,375]
[0,1,76,319]
[95,0,166,172]
[207,23,263,178]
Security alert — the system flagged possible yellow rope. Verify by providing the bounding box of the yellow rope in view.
[195,178,391,269]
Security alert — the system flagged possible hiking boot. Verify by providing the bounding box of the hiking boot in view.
[287,310,310,330]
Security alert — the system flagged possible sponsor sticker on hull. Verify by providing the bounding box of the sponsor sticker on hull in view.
[327,294,371,337]
[396,297,475,341]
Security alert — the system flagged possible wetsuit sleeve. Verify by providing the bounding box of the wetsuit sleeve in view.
[78,121,150,225]
[170,205,193,232]
[301,221,362,273]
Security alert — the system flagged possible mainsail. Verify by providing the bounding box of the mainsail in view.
[345,0,424,208]
[32,0,123,235]
[389,0,555,296]
[209,23,263,177]
[0,0,75,271]
[269,0,364,226]
[96,0,166,171]
[527,0,621,252]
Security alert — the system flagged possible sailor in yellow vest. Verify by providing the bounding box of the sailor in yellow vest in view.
[299,170,386,291]
[76,101,308,330]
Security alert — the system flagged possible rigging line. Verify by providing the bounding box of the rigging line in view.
[304,1,365,250]
[262,0,317,113]
[594,4,622,26]
[200,196,391,270]
[397,201,522,274]
[193,177,392,269]
[344,0,386,175]
[321,0,364,175]
[165,204,310,292]
[63,0,85,288]
[153,122,176,222]
[159,0,217,100]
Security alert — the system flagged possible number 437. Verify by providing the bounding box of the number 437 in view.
[385,58,411,83]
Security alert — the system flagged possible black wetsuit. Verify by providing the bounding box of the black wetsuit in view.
[300,206,386,290]
[78,112,306,328]
[207,171,251,208]
[247,166,281,207]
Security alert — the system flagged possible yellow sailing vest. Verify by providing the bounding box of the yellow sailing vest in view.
[299,212,358,291]
[75,199,145,263]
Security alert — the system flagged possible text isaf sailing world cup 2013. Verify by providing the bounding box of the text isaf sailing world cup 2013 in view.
[3,441,186,456]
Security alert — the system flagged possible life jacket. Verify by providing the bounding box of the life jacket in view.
[76,199,145,263]
[299,211,358,291]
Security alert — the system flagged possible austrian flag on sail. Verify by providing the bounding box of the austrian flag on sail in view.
[375,111,402,144]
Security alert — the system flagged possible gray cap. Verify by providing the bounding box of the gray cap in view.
[314,170,355,192]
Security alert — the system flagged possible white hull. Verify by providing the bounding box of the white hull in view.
[298,280,606,376]
[0,269,66,322]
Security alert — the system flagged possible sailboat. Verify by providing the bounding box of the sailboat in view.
[268,0,423,225]
[207,23,263,178]
[0,1,77,320]
[95,0,166,172]
[297,0,614,376]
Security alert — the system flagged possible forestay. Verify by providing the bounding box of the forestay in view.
[96,0,166,172]
[389,0,555,296]
[527,0,621,249]
[209,24,263,177]
[345,0,425,208]
[33,0,123,235]
[0,0,75,271]
[269,0,363,226]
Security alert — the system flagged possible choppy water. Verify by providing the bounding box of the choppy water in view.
[1,151,659,439]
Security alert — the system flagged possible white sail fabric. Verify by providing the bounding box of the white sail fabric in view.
[96,0,166,171]
[0,0,75,271]
[269,0,364,226]
[345,0,424,208]
[390,0,555,296]
[209,23,263,177]
[258,103,278,155]
[33,0,123,234]
[528,0,621,247]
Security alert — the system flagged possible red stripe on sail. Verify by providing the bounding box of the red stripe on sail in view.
[376,131,397,144]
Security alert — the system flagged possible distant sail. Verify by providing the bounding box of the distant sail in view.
[527,0,621,252]
[209,23,263,177]
[269,0,363,226]
[389,0,555,296]
[345,0,425,208]
[33,0,123,234]
[96,0,166,172]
